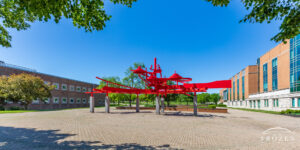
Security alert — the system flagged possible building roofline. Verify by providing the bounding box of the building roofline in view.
[230,65,256,79]
[0,62,98,86]
[257,40,288,59]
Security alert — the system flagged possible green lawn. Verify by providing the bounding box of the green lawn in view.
[0,110,39,114]
[228,107,281,115]
[0,104,121,114]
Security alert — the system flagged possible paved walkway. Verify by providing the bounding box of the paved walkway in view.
[0,108,300,150]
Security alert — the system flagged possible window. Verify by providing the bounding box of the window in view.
[44,98,50,104]
[227,88,229,101]
[292,98,295,107]
[223,89,228,100]
[253,101,256,108]
[76,98,81,104]
[53,97,59,104]
[69,98,74,104]
[263,63,268,92]
[62,84,67,90]
[69,85,75,91]
[230,88,231,100]
[44,81,50,85]
[290,34,300,92]
[242,76,245,100]
[257,100,260,109]
[273,99,279,107]
[62,97,67,104]
[82,87,87,92]
[264,99,269,107]
[233,80,235,100]
[272,58,278,90]
[32,99,39,104]
[76,86,81,92]
[240,101,242,106]
[250,101,252,108]
[53,83,60,90]
[298,98,300,107]
[88,88,92,92]
[237,77,240,100]
[82,98,87,104]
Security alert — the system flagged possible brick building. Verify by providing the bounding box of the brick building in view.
[220,34,300,111]
[0,61,105,110]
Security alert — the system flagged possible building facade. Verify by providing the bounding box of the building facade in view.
[222,34,300,111]
[221,65,258,106]
[0,61,105,110]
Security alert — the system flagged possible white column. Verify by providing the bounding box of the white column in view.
[270,99,273,110]
[193,94,198,116]
[156,95,160,115]
[295,98,298,108]
[136,96,140,112]
[89,96,94,113]
[161,97,165,113]
[105,96,110,113]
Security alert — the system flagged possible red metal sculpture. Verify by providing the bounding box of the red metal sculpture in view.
[86,58,231,115]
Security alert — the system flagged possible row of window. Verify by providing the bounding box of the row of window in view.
[290,34,300,92]
[291,98,300,107]
[262,57,278,92]
[230,71,245,101]
[229,99,279,108]
[32,97,89,104]
[45,81,92,92]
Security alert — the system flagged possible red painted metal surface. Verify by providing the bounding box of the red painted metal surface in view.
[86,58,231,96]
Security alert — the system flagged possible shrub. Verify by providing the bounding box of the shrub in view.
[217,104,227,107]
[208,105,216,109]
[9,106,23,110]
[280,109,300,114]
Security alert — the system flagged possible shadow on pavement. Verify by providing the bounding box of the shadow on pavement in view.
[163,111,226,118]
[0,126,180,150]
[95,111,153,115]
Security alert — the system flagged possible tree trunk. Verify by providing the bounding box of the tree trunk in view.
[129,95,132,107]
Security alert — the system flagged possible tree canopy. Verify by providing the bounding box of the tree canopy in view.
[1,0,298,48]
[206,0,299,43]
[0,73,54,109]
[0,0,137,48]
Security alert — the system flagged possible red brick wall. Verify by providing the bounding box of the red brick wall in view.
[0,66,105,110]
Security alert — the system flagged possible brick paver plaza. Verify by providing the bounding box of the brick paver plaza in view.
[0,108,300,150]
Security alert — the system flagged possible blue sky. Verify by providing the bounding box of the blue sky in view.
[0,0,282,93]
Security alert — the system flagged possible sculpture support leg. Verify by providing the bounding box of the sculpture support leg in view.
[90,96,94,113]
[193,94,198,116]
[156,96,160,115]
[136,96,140,112]
[105,96,110,113]
[161,97,165,113]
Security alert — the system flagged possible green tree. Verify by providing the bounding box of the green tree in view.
[123,62,145,107]
[98,76,123,105]
[0,0,137,48]
[176,94,192,106]
[209,93,221,105]
[0,76,9,107]
[206,0,299,43]
[0,74,53,109]
[165,80,178,107]
[197,93,211,104]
